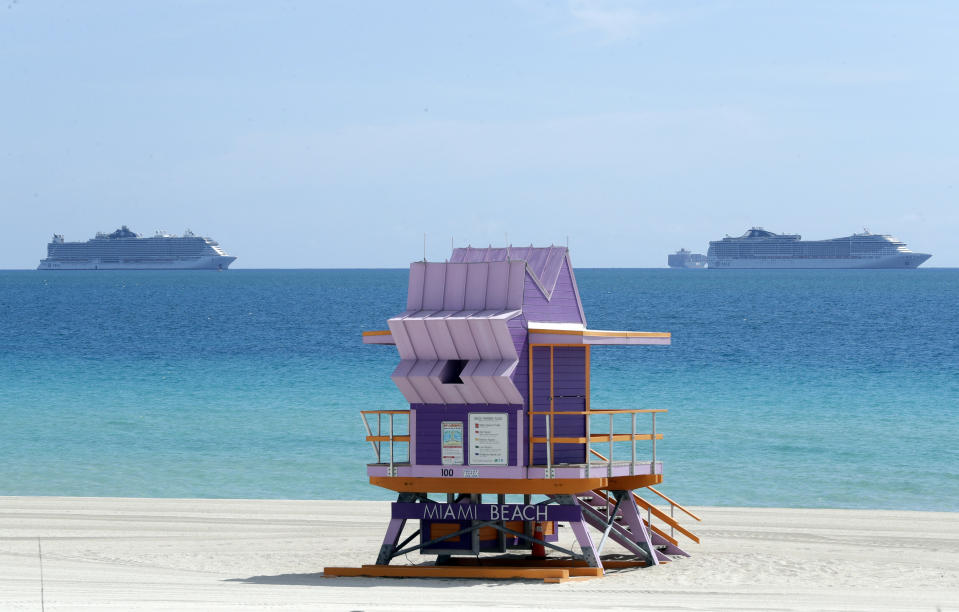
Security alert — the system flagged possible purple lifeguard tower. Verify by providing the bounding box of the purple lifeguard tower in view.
[326,246,700,582]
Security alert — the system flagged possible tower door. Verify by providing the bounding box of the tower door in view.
[530,345,589,465]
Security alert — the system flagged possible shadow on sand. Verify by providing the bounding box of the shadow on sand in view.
[224,572,495,587]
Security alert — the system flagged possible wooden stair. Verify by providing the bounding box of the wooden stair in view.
[576,486,699,561]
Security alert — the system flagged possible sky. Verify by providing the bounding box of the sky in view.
[1,1,957,268]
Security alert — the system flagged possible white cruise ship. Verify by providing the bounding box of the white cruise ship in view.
[37,226,237,270]
[707,228,931,269]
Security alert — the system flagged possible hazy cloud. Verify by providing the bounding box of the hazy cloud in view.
[565,0,691,41]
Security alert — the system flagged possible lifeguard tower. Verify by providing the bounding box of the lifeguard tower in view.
[326,246,699,582]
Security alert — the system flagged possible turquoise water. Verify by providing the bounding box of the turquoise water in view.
[1,269,956,510]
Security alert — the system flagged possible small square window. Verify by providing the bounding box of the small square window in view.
[439,360,468,384]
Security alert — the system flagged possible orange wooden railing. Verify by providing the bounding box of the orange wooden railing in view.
[360,410,410,473]
[529,408,666,476]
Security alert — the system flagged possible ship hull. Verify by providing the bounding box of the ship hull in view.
[37,255,237,270]
[707,253,931,269]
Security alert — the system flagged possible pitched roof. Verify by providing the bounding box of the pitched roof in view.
[405,260,526,312]
[450,245,569,300]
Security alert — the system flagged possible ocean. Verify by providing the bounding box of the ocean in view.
[1,269,956,510]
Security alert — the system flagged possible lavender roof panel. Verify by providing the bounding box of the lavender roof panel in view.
[485,261,510,310]
[467,317,499,358]
[443,263,468,311]
[451,245,569,300]
[391,360,421,402]
[509,246,532,262]
[487,247,508,261]
[424,316,457,359]
[406,360,443,403]
[490,318,518,360]
[406,263,426,311]
[387,317,416,359]
[455,360,486,403]
[464,360,509,404]
[464,263,488,310]
[422,263,447,310]
[540,251,565,297]
[403,318,437,360]
[446,315,481,359]
[525,248,549,280]
[506,260,525,309]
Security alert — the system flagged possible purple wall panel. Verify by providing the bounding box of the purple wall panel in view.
[521,262,583,324]
[507,316,528,359]
[529,346,587,465]
[530,345,551,465]
[413,404,520,466]
[507,315,531,466]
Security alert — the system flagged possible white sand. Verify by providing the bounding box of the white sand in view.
[1,496,957,611]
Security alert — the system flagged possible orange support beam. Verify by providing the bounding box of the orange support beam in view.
[323,565,602,582]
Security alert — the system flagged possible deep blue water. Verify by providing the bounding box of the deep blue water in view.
[1,269,956,510]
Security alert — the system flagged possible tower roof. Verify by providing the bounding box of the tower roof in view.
[451,245,569,300]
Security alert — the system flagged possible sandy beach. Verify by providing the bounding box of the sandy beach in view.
[0,497,955,611]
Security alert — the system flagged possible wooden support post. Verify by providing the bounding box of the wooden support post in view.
[549,345,555,473]
[554,494,601,570]
[375,492,418,565]
[528,344,534,468]
[616,490,663,566]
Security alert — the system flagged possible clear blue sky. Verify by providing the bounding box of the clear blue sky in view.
[2,1,956,268]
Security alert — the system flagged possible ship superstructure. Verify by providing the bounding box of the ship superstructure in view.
[668,248,706,269]
[38,226,236,270]
[707,228,931,269]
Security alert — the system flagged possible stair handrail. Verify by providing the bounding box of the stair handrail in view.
[646,486,702,522]
[631,493,700,544]
[588,448,700,543]
[588,488,698,546]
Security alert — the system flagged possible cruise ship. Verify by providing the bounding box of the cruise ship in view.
[668,248,707,268]
[707,228,931,269]
[37,226,237,270]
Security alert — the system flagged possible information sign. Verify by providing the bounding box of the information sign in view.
[440,421,463,465]
[468,412,508,465]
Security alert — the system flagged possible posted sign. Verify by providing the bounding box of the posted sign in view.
[391,502,582,522]
[468,412,508,465]
[441,421,463,465]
